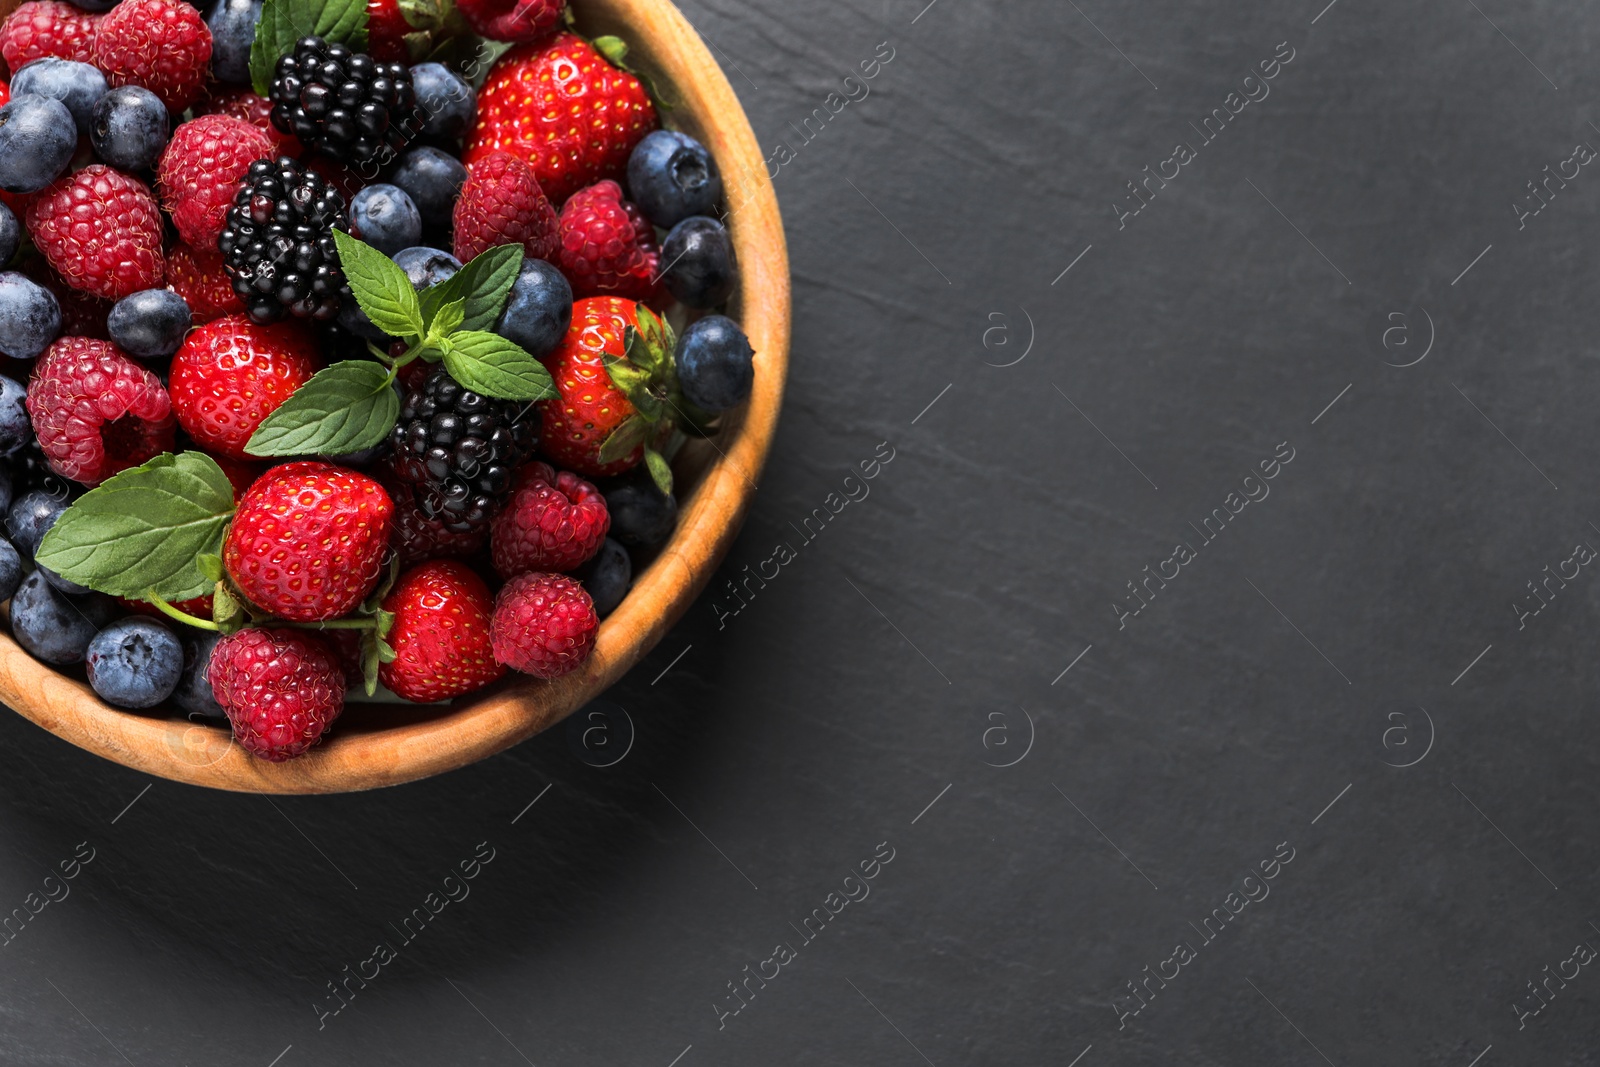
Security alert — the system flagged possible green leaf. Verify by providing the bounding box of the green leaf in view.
[250,0,370,96]
[418,244,523,332]
[245,360,401,457]
[196,553,224,583]
[36,453,237,601]
[597,413,649,465]
[592,35,629,67]
[334,231,425,340]
[213,583,244,629]
[429,298,466,339]
[442,331,557,400]
[605,353,666,420]
[644,448,674,496]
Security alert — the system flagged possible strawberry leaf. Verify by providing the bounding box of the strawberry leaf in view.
[249,0,369,96]
[35,452,237,601]
[597,414,649,464]
[643,448,673,496]
[245,360,400,457]
[334,231,426,340]
[442,330,557,400]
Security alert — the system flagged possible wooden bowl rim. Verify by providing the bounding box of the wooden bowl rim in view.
[0,0,790,793]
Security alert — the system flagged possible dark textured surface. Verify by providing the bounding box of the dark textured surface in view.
[4,1,1600,1063]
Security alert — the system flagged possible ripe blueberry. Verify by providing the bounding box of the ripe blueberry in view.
[627,130,722,229]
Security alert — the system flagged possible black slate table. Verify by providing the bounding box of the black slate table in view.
[4,0,1600,1063]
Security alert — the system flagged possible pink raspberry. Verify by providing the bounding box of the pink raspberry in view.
[456,0,565,43]
[91,0,212,113]
[0,1,99,70]
[165,241,245,323]
[557,179,661,301]
[452,151,559,264]
[26,165,165,300]
[490,572,598,678]
[491,461,609,577]
[26,337,175,486]
[207,628,346,762]
[157,115,277,249]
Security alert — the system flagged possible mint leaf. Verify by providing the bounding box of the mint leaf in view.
[418,244,523,332]
[442,330,557,400]
[429,297,465,339]
[36,453,237,601]
[246,360,400,457]
[250,0,370,96]
[334,231,425,340]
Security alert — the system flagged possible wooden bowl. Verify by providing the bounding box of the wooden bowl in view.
[0,0,789,793]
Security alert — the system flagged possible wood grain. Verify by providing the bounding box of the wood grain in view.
[0,0,790,792]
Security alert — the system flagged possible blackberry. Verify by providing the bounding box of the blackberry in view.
[268,37,420,167]
[218,156,350,325]
[387,365,538,533]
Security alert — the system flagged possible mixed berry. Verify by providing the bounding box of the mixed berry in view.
[0,0,759,763]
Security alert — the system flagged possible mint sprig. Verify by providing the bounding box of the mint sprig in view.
[246,233,556,459]
[35,452,237,601]
[249,0,369,97]
[246,360,400,457]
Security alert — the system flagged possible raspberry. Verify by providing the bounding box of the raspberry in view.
[380,560,506,702]
[27,165,164,301]
[207,627,345,761]
[218,156,351,324]
[387,364,539,533]
[165,242,246,323]
[557,179,661,302]
[490,461,608,576]
[90,0,212,113]
[157,115,278,250]
[195,86,301,153]
[169,315,320,459]
[490,571,597,678]
[26,336,174,486]
[384,474,489,567]
[268,37,420,167]
[452,151,559,264]
[0,1,99,70]
[223,461,395,622]
[456,0,564,44]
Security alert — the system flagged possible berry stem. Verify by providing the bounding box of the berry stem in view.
[145,592,221,632]
[285,618,379,631]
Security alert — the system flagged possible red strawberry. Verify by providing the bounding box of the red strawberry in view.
[0,1,99,70]
[26,337,174,486]
[456,0,564,44]
[465,33,657,204]
[207,627,345,761]
[90,0,212,112]
[490,571,597,678]
[538,295,645,477]
[379,560,506,702]
[491,461,608,576]
[194,86,302,155]
[557,179,661,301]
[27,165,164,300]
[169,315,320,459]
[165,242,246,323]
[452,151,559,263]
[157,115,278,249]
[367,0,411,63]
[223,461,395,622]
